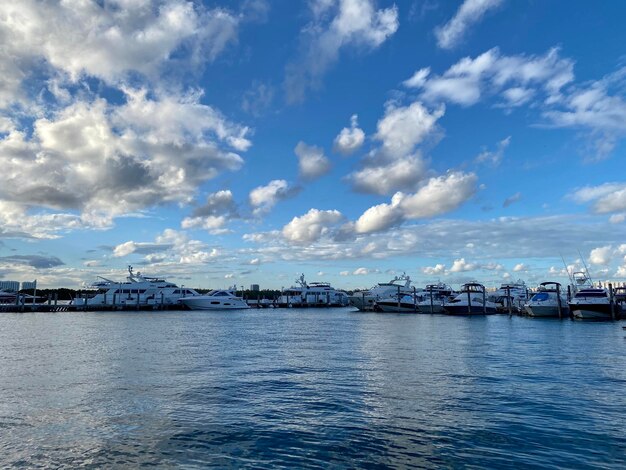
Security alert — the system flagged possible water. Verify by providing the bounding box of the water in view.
[1,309,625,468]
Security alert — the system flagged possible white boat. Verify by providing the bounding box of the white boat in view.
[376,282,454,313]
[348,273,414,311]
[71,266,201,307]
[180,288,250,310]
[443,282,499,315]
[524,282,569,317]
[416,282,456,313]
[569,287,613,320]
[277,274,349,307]
[489,279,530,312]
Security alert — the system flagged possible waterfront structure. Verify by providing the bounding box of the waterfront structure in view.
[0,281,20,292]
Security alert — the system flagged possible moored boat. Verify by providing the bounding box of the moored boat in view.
[180,288,250,310]
[525,282,569,317]
[443,282,499,315]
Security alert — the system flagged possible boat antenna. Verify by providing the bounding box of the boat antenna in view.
[577,250,594,285]
[559,254,574,285]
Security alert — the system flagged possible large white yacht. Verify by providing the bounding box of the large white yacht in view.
[525,282,570,317]
[443,282,499,315]
[180,288,250,310]
[71,266,201,307]
[348,273,414,311]
[277,274,349,307]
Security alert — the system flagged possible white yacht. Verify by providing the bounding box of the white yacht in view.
[180,288,250,310]
[375,292,422,313]
[71,266,201,307]
[375,282,453,313]
[277,274,349,307]
[348,273,414,311]
[443,283,499,315]
[525,282,570,317]
[416,282,456,313]
[489,279,530,312]
[569,287,613,320]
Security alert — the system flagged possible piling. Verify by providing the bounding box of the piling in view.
[430,288,434,314]
[467,289,472,315]
[482,287,486,315]
[609,283,615,321]
[506,286,512,315]
[556,284,563,319]
[397,285,401,311]
[413,286,417,312]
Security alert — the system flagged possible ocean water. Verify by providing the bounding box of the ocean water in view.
[0,309,625,468]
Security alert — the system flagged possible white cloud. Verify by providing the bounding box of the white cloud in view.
[181,190,239,233]
[349,155,428,195]
[398,172,478,219]
[435,0,504,49]
[0,0,239,98]
[513,263,527,272]
[589,245,613,266]
[295,141,331,181]
[285,0,398,103]
[450,258,476,272]
[354,194,404,234]
[282,208,344,244]
[475,136,511,166]
[609,213,626,224]
[423,264,446,275]
[571,183,626,215]
[407,47,574,107]
[375,101,445,157]
[333,115,365,155]
[0,89,250,236]
[249,180,297,215]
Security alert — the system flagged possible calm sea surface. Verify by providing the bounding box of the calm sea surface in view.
[1,309,625,468]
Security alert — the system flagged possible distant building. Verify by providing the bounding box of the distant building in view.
[0,280,20,292]
[250,284,260,292]
[21,280,37,290]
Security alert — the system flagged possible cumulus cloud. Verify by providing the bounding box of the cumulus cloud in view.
[423,264,446,275]
[282,208,344,244]
[435,0,504,50]
[295,142,331,181]
[285,0,398,103]
[589,245,613,266]
[182,190,239,233]
[347,101,444,195]
[249,180,299,215]
[0,89,250,236]
[333,115,365,155]
[513,263,527,272]
[0,0,240,99]
[450,258,477,272]
[353,172,478,234]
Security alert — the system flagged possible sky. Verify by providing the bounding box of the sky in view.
[1,0,626,290]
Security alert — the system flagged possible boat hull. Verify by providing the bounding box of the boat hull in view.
[181,297,249,310]
[525,305,570,317]
[376,301,419,313]
[444,304,498,315]
[570,304,613,320]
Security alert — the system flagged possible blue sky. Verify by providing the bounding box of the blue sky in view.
[1,0,626,290]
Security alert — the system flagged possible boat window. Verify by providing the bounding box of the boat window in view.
[574,291,607,298]
[210,301,220,304]
[531,293,549,301]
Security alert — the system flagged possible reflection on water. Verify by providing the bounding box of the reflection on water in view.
[1,310,625,467]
